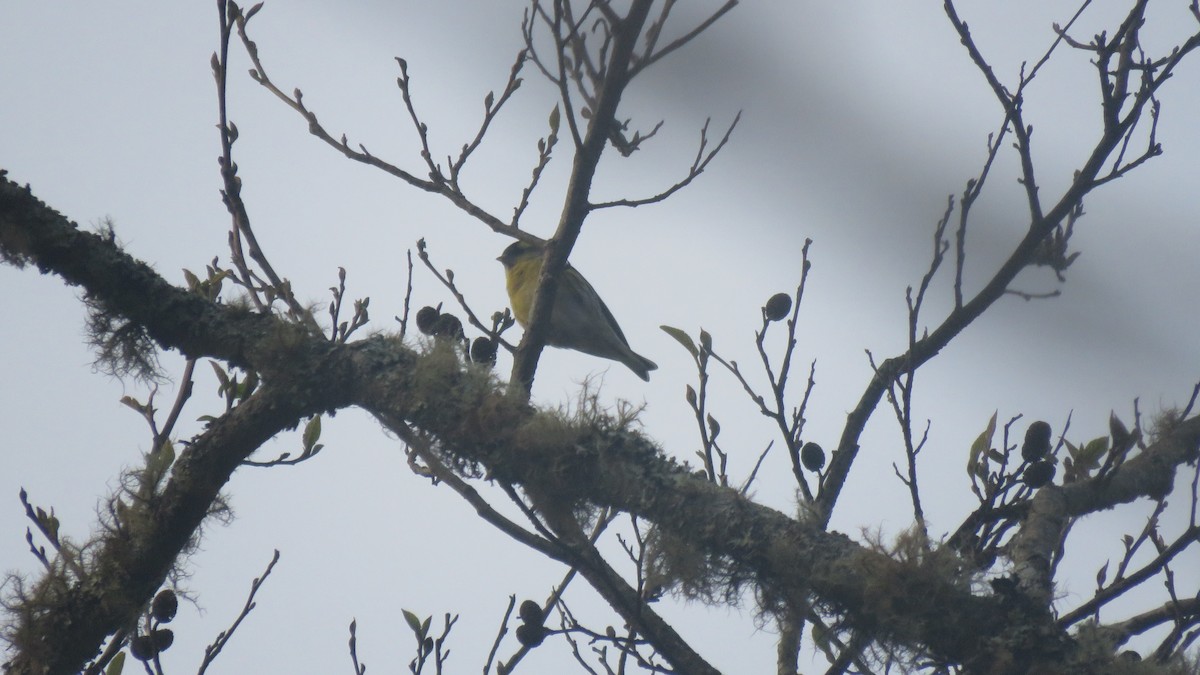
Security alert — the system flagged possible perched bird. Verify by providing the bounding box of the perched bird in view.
[497,240,658,381]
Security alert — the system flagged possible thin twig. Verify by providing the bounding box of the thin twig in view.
[215,2,319,332]
[591,113,741,209]
[197,549,281,675]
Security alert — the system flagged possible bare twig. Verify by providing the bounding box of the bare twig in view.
[819,0,1200,525]
[348,619,367,675]
[482,596,516,675]
[232,7,525,240]
[214,2,319,332]
[397,249,415,339]
[1059,524,1200,629]
[591,112,741,209]
[632,0,739,75]
[449,49,529,186]
[197,549,281,675]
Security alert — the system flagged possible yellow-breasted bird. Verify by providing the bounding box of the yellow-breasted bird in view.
[498,240,658,381]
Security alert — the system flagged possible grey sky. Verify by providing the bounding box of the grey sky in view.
[2,2,1198,672]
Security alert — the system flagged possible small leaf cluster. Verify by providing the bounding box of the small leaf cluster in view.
[401,608,457,674]
[182,261,231,302]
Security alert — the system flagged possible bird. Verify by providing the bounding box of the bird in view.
[497,240,658,381]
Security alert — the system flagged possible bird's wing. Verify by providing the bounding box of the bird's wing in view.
[569,265,632,348]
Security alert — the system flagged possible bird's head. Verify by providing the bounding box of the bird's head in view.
[497,240,543,268]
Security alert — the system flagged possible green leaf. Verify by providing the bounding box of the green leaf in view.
[967,412,997,476]
[699,329,713,353]
[209,361,230,391]
[105,651,126,675]
[972,458,989,483]
[119,396,147,415]
[303,415,322,452]
[402,609,424,638]
[659,325,698,358]
[230,370,258,401]
[182,269,200,291]
[548,105,560,134]
[1109,411,1137,452]
[208,269,229,299]
[1078,436,1108,469]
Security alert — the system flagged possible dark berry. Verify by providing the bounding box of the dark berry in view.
[764,293,792,322]
[800,442,825,471]
[432,313,464,340]
[130,636,155,661]
[1022,421,1052,462]
[471,337,498,365]
[518,599,544,626]
[150,629,174,652]
[151,589,178,623]
[516,623,546,647]
[1024,460,1056,488]
[415,306,440,335]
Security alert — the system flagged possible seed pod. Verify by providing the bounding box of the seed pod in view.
[800,442,826,471]
[764,293,792,322]
[415,306,440,335]
[1022,421,1052,462]
[516,623,546,647]
[471,337,498,365]
[130,636,155,661]
[151,589,178,623]
[518,599,545,626]
[432,313,464,340]
[1023,459,1056,488]
[150,629,174,652]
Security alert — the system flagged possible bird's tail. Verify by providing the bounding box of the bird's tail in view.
[624,352,658,382]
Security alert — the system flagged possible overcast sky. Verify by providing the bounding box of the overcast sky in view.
[3,2,1199,672]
